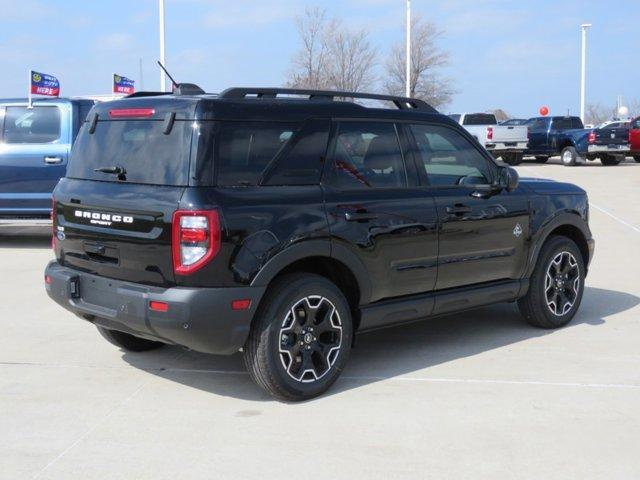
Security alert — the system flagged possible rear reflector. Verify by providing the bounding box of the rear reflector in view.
[231,299,251,311]
[108,108,155,118]
[149,301,169,312]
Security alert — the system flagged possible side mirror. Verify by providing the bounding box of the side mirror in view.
[499,166,519,192]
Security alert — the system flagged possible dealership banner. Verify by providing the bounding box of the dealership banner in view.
[30,70,60,97]
[113,74,135,94]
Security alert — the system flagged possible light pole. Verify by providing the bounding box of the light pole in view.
[406,0,411,97]
[580,23,592,124]
[159,0,166,92]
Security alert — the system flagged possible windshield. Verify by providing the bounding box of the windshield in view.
[67,120,193,186]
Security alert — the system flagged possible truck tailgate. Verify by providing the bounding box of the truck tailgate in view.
[492,125,528,143]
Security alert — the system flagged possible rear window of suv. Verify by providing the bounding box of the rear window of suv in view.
[68,119,192,186]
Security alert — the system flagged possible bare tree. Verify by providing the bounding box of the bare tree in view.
[287,7,330,89]
[287,8,377,93]
[585,103,616,125]
[324,23,377,92]
[491,109,510,122]
[385,15,454,108]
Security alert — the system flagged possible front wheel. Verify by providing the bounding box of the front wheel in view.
[534,156,549,163]
[560,146,578,166]
[600,155,622,166]
[518,236,585,328]
[243,273,353,401]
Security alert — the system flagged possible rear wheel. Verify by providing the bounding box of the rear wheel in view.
[560,146,578,166]
[518,236,585,328]
[600,155,622,166]
[243,273,353,401]
[534,156,549,163]
[501,152,523,166]
[96,326,164,352]
[633,155,640,163]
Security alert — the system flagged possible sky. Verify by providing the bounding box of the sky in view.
[1,0,638,117]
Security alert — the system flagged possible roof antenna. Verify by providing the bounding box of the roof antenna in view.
[157,61,178,90]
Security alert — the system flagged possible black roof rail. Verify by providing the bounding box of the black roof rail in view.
[126,83,205,99]
[126,91,172,98]
[218,87,437,112]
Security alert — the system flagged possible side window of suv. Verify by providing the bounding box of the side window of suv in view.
[215,122,299,186]
[329,122,407,189]
[410,124,492,187]
[3,106,61,144]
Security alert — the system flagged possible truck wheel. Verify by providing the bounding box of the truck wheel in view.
[534,156,549,163]
[633,156,640,163]
[96,326,165,352]
[502,153,523,166]
[517,236,585,329]
[600,155,622,166]
[560,146,578,166]
[243,273,353,401]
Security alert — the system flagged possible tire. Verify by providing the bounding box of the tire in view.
[560,146,578,166]
[96,326,165,352]
[633,155,640,163]
[600,155,622,166]
[501,152,523,166]
[517,236,585,329]
[534,156,549,163]
[243,273,353,401]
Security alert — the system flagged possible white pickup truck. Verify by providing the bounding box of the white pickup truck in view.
[449,113,528,165]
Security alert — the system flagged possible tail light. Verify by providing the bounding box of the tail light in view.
[172,210,220,275]
[486,127,493,140]
[588,131,596,144]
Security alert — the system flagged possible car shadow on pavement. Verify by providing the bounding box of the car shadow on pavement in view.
[120,286,638,402]
[0,230,51,249]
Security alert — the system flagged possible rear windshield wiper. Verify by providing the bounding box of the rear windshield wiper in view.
[94,165,127,180]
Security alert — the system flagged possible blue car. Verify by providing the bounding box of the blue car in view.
[0,98,94,223]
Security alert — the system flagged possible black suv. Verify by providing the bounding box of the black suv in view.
[45,87,594,400]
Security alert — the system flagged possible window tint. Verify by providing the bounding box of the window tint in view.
[330,122,407,189]
[571,117,584,129]
[410,124,492,187]
[67,120,192,186]
[462,114,497,126]
[3,106,60,144]
[216,122,299,186]
[552,118,573,130]
[262,119,330,186]
[526,118,549,131]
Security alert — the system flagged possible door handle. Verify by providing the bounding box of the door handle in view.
[44,156,62,165]
[446,205,472,215]
[344,211,378,222]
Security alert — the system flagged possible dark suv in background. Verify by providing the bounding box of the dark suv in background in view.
[45,87,594,400]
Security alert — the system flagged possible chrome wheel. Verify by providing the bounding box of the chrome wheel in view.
[279,296,342,383]
[562,150,574,164]
[544,251,580,316]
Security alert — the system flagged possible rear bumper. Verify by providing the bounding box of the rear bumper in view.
[587,144,629,153]
[485,142,528,152]
[44,261,266,355]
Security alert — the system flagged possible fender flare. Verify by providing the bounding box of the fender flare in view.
[526,211,591,277]
[250,239,372,305]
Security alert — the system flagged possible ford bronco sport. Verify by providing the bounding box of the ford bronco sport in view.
[45,87,594,401]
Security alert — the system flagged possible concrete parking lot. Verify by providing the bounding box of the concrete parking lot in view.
[1,158,639,480]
